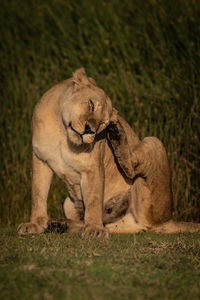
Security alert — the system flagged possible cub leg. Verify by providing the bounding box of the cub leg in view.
[17,152,53,234]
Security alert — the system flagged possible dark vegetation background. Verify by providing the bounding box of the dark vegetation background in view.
[0,0,200,227]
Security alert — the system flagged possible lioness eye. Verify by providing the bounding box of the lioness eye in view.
[89,99,94,112]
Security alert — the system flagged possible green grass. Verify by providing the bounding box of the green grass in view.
[0,0,200,226]
[1,229,200,299]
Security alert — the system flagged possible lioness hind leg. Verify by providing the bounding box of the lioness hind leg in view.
[18,152,53,234]
[107,118,172,228]
[130,137,172,227]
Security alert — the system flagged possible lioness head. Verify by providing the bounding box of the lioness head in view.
[62,68,112,145]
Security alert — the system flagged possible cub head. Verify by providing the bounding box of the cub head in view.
[62,68,113,145]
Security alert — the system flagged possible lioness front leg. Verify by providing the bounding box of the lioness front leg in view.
[81,171,109,239]
[17,152,53,234]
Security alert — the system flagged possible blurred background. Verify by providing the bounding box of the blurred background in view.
[0,0,199,227]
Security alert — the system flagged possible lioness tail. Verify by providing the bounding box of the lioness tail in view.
[153,219,200,233]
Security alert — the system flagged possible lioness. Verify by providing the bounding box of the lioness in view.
[18,68,200,237]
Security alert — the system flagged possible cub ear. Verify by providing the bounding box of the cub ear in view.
[72,68,90,92]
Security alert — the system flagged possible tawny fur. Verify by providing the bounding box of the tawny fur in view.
[17,68,200,237]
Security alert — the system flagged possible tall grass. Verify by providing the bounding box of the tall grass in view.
[0,0,200,226]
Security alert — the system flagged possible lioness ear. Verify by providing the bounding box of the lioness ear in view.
[106,96,113,118]
[72,68,90,92]
[88,77,97,86]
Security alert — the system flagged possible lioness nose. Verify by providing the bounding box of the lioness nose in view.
[84,123,95,135]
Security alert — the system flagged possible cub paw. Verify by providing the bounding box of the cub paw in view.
[17,222,44,234]
[46,218,84,234]
[81,224,110,239]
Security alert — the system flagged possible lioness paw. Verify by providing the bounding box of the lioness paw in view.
[81,224,110,239]
[32,216,48,228]
[17,222,44,234]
